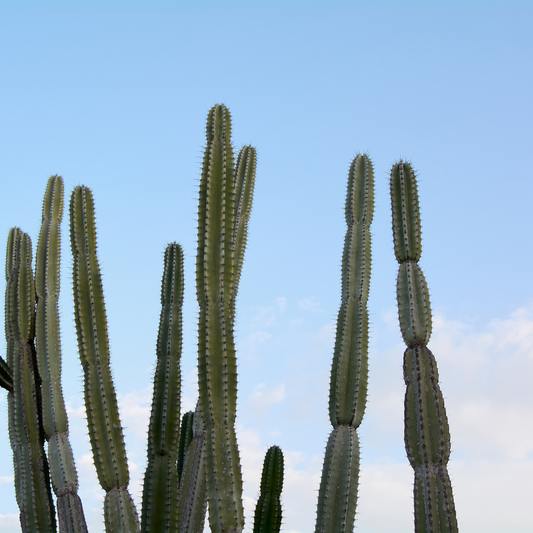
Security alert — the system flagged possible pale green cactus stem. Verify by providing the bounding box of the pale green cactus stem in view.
[6,227,56,533]
[141,243,184,533]
[197,104,254,533]
[177,401,208,533]
[69,186,139,533]
[316,154,374,533]
[35,175,88,533]
[390,161,458,533]
[253,445,284,533]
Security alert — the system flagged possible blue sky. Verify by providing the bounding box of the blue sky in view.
[1,1,532,532]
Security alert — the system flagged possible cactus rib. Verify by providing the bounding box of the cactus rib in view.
[390,161,458,533]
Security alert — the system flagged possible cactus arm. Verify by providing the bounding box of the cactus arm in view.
[177,410,195,484]
[231,145,257,322]
[141,243,184,533]
[35,175,88,533]
[177,402,208,533]
[0,354,13,392]
[6,228,56,533]
[69,186,139,533]
[252,446,284,533]
[390,161,458,533]
[197,104,244,533]
[316,154,374,533]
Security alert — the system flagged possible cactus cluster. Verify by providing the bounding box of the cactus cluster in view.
[1,105,458,533]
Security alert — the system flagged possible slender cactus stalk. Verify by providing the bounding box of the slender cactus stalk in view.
[315,154,374,533]
[196,104,256,533]
[253,446,284,533]
[5,228,56,533]
[390,161,458,533]
[141,243,184,533]
[35,175,88,533]
[69,186,139,533]
[177,411,195,484]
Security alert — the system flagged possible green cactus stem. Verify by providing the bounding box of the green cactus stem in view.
[177,401,208,533]
[141,243,184,533]
[253,446,284,533]
[5,227,56,533]
[35,175,88,533]
[197,104,250,533]
[390,161,458,533]
[177,410,195,484]
[316,154,374,533]
[0,354,13,392]
[69,186,139,533]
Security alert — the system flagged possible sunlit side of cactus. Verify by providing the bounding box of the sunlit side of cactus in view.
[390,161,458,533]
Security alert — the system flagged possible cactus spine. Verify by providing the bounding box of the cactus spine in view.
[390,161,458,533]
[69,186,139,533]
[196,103,256,533]
[141,243,184,533]
[35,175,88,533]
[315,154,374,533]
[253,446,284,533]
[6,228,56,533]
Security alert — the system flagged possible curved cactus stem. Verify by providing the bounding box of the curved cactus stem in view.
[316,154,374,533]
[253,446,284,533]
[0,354,13,392]
[35,175,88,533]
[141,243,184,533]
[177,401,208,533]
[69,186,139,533]
[196,104,245,533]
[5,228,56,533]
[390,161,458,533]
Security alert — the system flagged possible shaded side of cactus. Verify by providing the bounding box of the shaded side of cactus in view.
[141,243,184,533]
[390,161,458,533]
[177,410,195,484]
[177,401,208,533]
[196,104,247,533]
[5,228,56,533]
[253,445,284,533]
[0,353,12,392]
[69,186,139,533]
[315,154,374,533]
[35,175,88,533]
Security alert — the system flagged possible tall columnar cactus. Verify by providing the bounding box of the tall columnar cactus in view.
[141,243,184,533]
[35,175,88,533]
[390,161,458,533]
[253,446,284,533]
[69,186,139,533]
[196,103,256,533]
[315,154,374,533]
[6,228,56,533]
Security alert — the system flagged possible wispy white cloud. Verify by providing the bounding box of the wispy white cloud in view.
[298,297,323,313]
[248,383,287,416]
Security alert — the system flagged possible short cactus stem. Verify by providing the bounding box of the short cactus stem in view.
[316,154,374,533]
[390,161,458,533]
[253,446,284,533]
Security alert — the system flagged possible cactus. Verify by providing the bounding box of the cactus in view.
[196,104,256,533]
[35,175,88,533]
[70,185,139,532]
[253,446,284,533]
[390,160,458,533]
[315,153,374,533]
[141,242,184,533]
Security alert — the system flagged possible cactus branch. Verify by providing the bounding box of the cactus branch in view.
[390,161,458,533]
